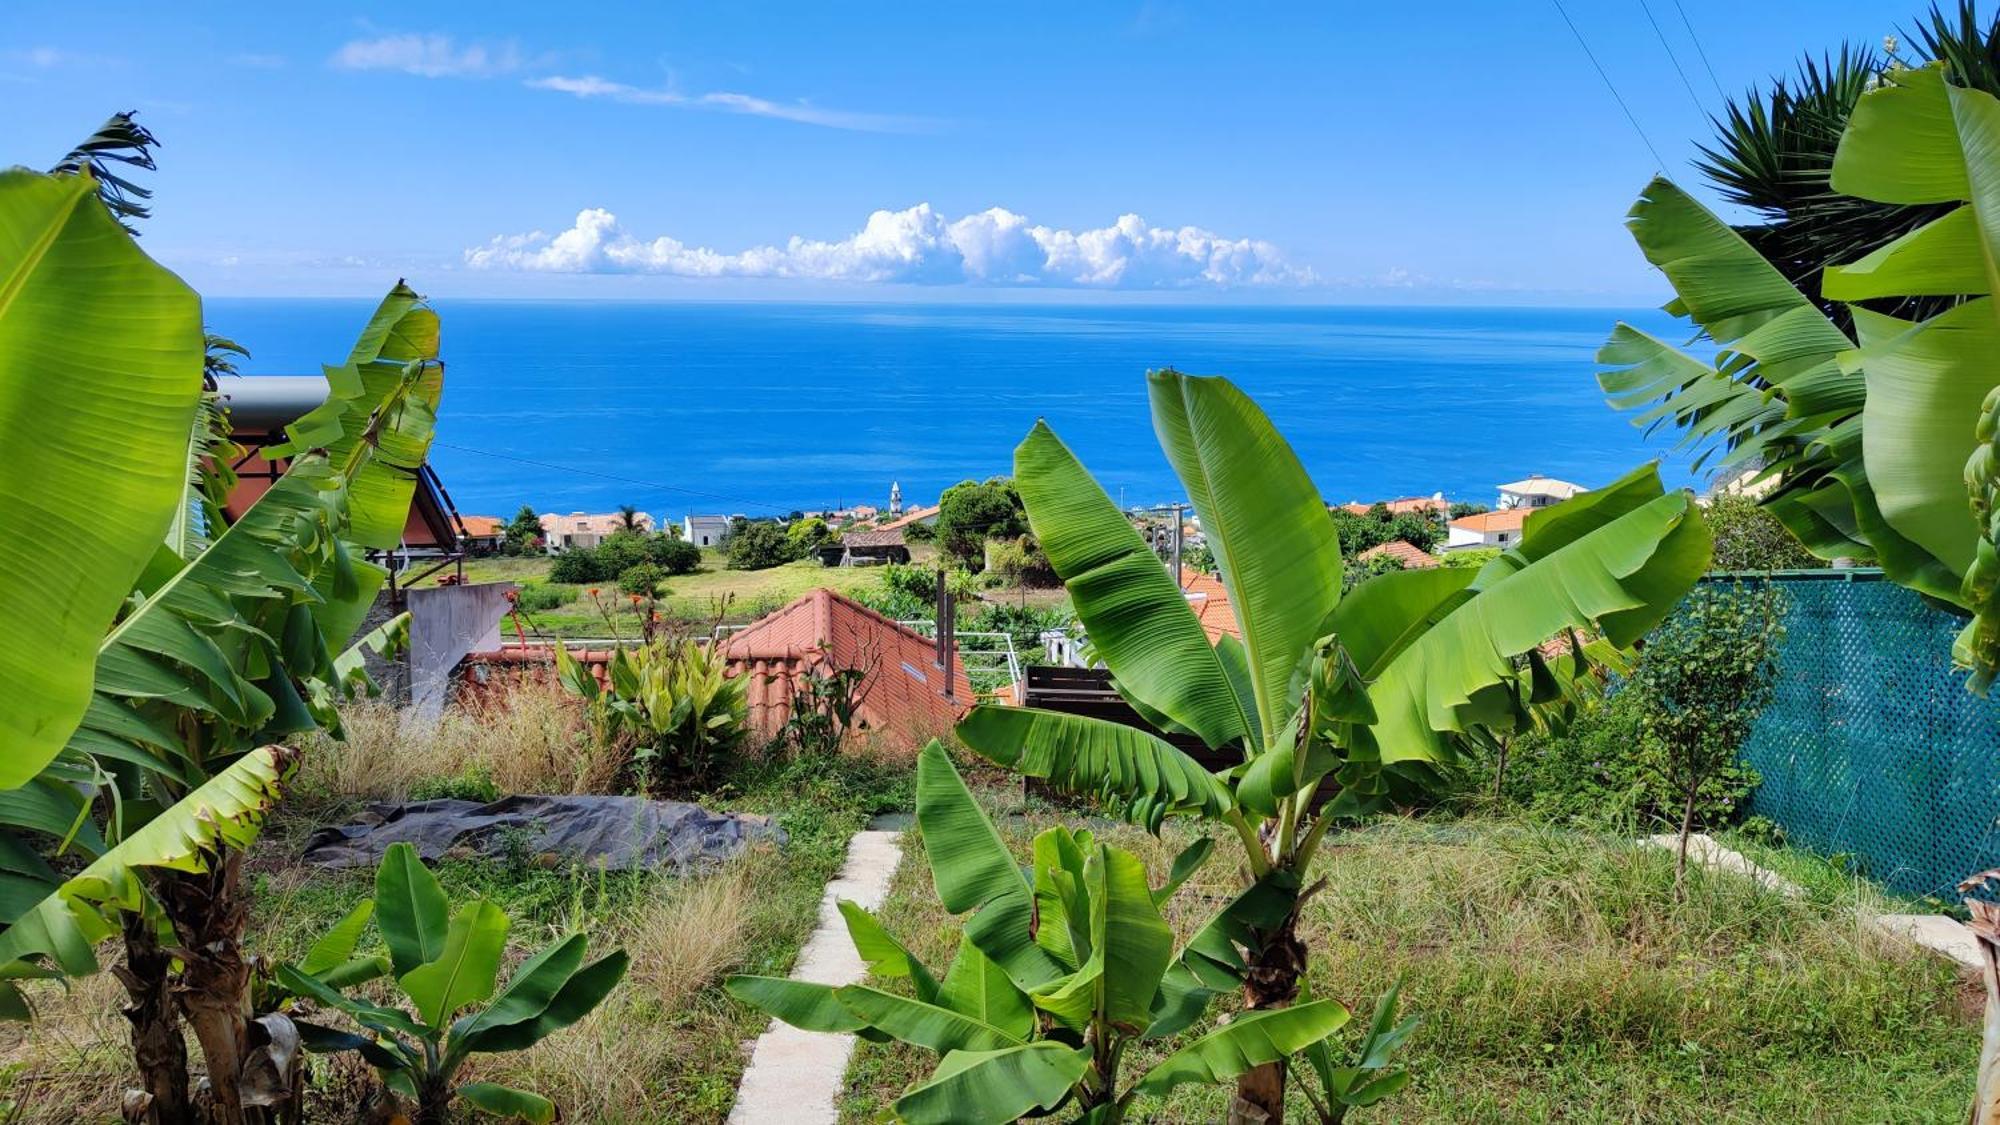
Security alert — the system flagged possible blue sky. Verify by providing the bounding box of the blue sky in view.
[0,1,1923,303]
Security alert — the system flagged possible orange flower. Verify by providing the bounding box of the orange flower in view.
[588,588,601,598]
[629,594,643,605]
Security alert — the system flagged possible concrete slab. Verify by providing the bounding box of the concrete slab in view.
[1644,833,1983,973]
[728,828,906,1125]
[1874,913,1983,970]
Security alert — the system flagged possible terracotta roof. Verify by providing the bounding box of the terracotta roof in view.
[879,504,940,531]
[841,528,906,549]
[1336,496,1449,516]
[1357,540,1440,568]
[459,515,505,538]
[1179,569,1240,642]
[1449,509,1528,533]
[719,589,973,747]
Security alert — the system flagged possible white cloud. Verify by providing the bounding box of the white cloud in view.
[465,204,1317,289]
[331,34,523,78]
[527,74,920,132]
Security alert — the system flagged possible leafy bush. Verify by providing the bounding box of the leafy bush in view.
[618,562,667,596]
[964,601,1074,664]
[984,534,1059,588]
[726,521,797,570]
[903,519,936,543]
[512,583,578,613]
[786,516,836,554]
[554,638,748,792]
[503,505,544,555]
[548,547,602,585]
[647,534,703,575]
[596,530,652,576]
[1705,491,1819,571]
[1331,507,1441,554]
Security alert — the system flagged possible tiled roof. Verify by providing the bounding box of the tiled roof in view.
[1449,509,1528,533]
[1179,568,1239,642]
[1357,540,1440,568]
[879,504,941,531]
[1335,496,1449,516]
[718,589,973,746]
[459,515,505,538]
[841,528,906,549]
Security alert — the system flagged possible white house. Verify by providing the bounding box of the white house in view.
[1496,475,1586,510]
[540,510,652,552]
[683,514,732,548]
[1445,508,1528,551]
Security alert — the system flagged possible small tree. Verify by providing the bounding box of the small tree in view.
[727,521,796,570]
[786,515,836,554]
[615,503,644,532]
[648,534,702,574]
[549,546,603,584]
[1631,582,1787,889]
[504,505,543,555]
[935,477,1027,569]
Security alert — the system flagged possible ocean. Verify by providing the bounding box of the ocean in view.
[203,299,1691,521]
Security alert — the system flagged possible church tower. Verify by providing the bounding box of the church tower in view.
[889,481,904,516]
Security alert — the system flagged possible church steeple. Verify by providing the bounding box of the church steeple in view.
[889,480,904,516]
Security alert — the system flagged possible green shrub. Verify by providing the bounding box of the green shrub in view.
[549,547,602,585]
[618,562,667,596]
[647,534,702,575]
[512,583,578,613]
[596,530,651,576]
[984,534,1059,588]
[964,601,1074,665]
[725,521,796,570]
[1706,491,1819,571]
[935,476,1027,568]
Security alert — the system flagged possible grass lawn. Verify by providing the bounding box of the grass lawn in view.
[841,807,1979,1123]
[420,549,924,635]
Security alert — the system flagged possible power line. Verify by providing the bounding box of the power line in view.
[1548,0,1670,173]
[1638,0,1707,115]
[1669,0,1729,102]
[431,440,796,515]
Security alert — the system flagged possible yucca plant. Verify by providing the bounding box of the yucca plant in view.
[955,371,1710,1117]
[728,744,1352,1124]
[277,842,628,1125]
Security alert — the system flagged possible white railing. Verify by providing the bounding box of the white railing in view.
[898,622,1022,692]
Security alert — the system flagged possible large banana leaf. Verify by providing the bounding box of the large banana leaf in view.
[0,745,293,1004]
[1149,371,1344,737]
[267,283,443,551]
[1134,997,1350,1097]
[954,705,1228,828]
[1086,844,1174,1035]
[1352,465,1710,763]
[0,168,203,788]
[892,1043,1091,1125]
[1015,423,1247,748]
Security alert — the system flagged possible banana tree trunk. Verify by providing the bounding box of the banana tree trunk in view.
[115,914,191,1124]
[1229,914,1309,1124]
[159,853,257,1125]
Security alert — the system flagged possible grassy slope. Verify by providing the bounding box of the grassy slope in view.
[424,549,930,635]
[842,810,1978,1123]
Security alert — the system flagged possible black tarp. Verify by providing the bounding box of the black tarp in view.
[301,795,785,872]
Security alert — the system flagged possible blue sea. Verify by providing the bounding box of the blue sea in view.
[204,300,1690,520]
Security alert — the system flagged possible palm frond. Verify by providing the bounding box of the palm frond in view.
[47,111,159,232]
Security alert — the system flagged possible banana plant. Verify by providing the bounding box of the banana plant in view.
[277,842,629,1125]
[954,371,1710,1119]
[727,743,1351,1124]
[1598,63,2000,689]
[1294,979,1417,1124]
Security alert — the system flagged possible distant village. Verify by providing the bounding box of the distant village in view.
[445,472,1595,570]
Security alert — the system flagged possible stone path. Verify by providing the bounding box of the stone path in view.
[1645,833,1980,970]
[728,828,906,1125]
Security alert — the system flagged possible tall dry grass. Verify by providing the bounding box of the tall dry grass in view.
[295,684,622,803]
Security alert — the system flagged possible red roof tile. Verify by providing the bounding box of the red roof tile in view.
[1357,540,1440,568]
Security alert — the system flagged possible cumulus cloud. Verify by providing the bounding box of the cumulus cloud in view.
[464,204,1315,288]
[526,74,919,132]
[331,34,523,78]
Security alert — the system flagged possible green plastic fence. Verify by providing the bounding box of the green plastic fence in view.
[1726,570,2000,901]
